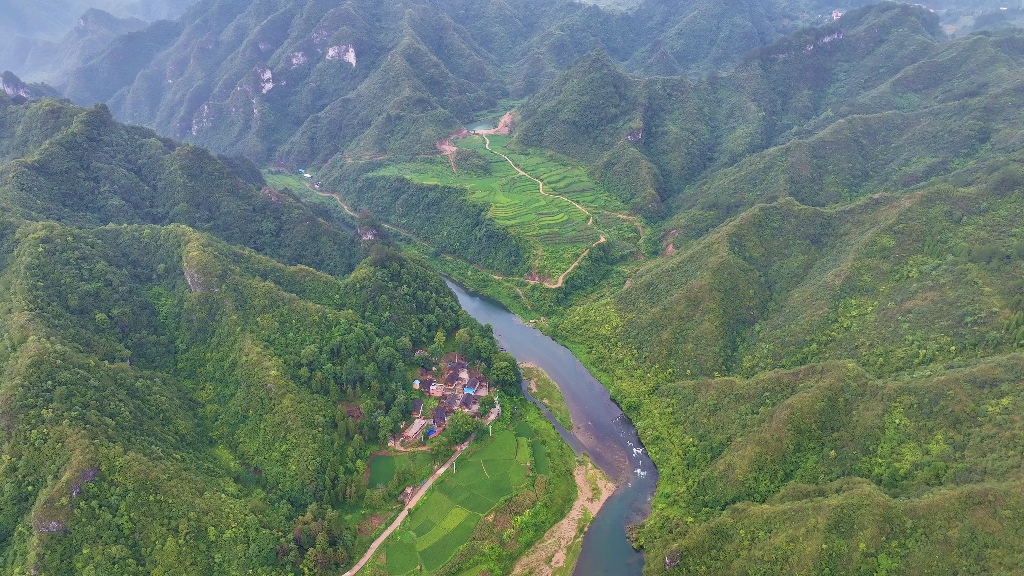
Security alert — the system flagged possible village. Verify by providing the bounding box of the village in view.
[398,352,492,445]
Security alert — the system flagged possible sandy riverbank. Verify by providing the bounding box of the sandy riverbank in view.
[511,458,616,576]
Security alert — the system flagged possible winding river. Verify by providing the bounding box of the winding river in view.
[445,280,658,576]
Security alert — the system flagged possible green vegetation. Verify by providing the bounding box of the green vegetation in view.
[10,1,1024,574]
[363,397,575,576]
[521,364,572,430]
[368,453,433,490]
[41,0,861,164]
[360,134,640,283]
[0,92,558,575]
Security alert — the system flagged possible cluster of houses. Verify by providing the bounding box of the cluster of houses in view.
[401,354,490,442]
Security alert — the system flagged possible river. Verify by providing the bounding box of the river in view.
[445,280,658,576]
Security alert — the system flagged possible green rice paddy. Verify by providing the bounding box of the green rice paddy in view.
[369,426,537,575]
[368,453,433,489]
[371,135,644,282]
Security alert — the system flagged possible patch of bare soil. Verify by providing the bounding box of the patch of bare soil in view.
[475,111,515,136]
[511,459,616,576]
[357,514,387,538]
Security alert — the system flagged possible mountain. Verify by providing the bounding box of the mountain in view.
[0,96,365,277]
[42,0,820,164]
[0,9,147,87]
[512,3,954,218]
[0,87,538,575]
[0,71,59,103]
[0,1,201,85]
[0,0,199,41]
[501,5,1024,573]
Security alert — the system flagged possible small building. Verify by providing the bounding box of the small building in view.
[464,377,479,394]
[445,372,460,386]
[404,418,427,439]
[413,379,421,390]
[411,399,423,418]
[429,383,444,397]
[460,393,476,412]
[432,406,448,427]
[399,486,418,503]
[444,395,459,412]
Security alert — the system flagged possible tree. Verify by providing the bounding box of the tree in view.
[430,329,446,359]
[488,353,521,393]
[446,411,477,444]
[478,395,496,415]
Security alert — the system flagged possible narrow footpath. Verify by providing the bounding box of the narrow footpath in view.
[482,135,595,226]
[306,139,639,291]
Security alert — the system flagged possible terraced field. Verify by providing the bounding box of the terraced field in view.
[371,135,643,283]
[366,427,543,575]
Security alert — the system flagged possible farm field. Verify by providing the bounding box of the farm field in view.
[372,429,529,574]
[368,452,434,489]
[370,135,643,283]
[360,397,576,576]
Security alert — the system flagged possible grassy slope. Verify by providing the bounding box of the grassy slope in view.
[370,135,640,283]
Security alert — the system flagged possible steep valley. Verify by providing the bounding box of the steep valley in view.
[4,0,1024,575]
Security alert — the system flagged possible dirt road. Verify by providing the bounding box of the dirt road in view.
[343,406,501,576]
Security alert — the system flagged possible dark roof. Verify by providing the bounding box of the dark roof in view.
[432,406,447,425]
[412,399,423,412]
[445,395,459,408]
[460,394,475,409]
[445,372,459,385]
[467,377,479,388]
[423,378,436,386]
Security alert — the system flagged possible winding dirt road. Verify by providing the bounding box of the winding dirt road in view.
[482,135,595,226]
[304,127,643,291]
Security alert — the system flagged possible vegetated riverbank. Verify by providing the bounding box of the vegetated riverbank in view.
[446,279,656,576]
[512,457,614,576]
[521,363,573,430]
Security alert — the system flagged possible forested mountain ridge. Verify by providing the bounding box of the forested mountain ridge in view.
[0,89,536,574]
[42,0,816,164]
[513,2,962,218]
[495,5,1024,573]
[0,94,365,277]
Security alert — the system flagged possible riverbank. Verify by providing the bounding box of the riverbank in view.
[521,362,573,430]
[512,457,615,576]
[446,279,656,576]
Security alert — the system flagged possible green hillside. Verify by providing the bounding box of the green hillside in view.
[0,89,572,575]
[359,4,1024,574]
[6,1,1024,575]
[0,95,365,278]
[43,0,841,164]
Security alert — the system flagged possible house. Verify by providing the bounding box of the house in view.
[411,399,423,418]
[429,382,444,397]
[460,393,477,412]
[403,418,427,439]
[464,377,479,394]
[444,394,459,411]
[432,406,448,427]
[399,486,417,503]
[445,372,460,387]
